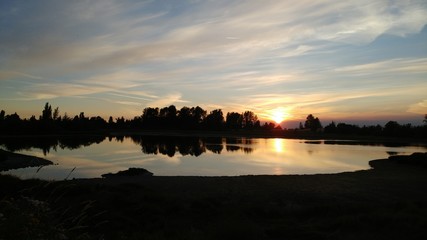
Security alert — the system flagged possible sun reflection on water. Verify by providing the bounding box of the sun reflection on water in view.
[273,138,285,153]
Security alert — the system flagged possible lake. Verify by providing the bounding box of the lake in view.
[1,135,426,180]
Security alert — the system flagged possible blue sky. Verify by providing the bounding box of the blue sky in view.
[1,0,426,127]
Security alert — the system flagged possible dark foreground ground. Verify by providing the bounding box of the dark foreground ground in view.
[1,153,427,240]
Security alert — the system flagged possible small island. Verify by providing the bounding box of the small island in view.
[0,149,53,172]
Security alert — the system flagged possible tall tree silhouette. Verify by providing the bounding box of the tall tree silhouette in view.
[41,102,52,121]
[160,105,177,118]
[206,109,224,130]
[304,114,322,131]
[191,106,207,127]
[242,111,258,129]
[53,107,60,120]
[0,110,5,122]
[142,107,159,128]
[108,116,114,128]
[226,112,242,130]
[178,106,192,129]
[159,105,177,128]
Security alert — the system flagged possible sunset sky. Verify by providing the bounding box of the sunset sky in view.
[1,0,426,127]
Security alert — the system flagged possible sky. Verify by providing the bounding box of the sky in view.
[1,0,427,127]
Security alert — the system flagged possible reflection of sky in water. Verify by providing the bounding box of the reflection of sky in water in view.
[2,138,426,180]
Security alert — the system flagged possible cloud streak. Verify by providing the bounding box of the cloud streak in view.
[0,71,43,80]
[334,58,427,75]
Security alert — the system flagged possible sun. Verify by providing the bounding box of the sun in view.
[270,107,289,124]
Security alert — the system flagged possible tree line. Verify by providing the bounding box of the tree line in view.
[1,103,426,139]
[322,119,427,138]
[0,103,279,134]
[300,113,426,139]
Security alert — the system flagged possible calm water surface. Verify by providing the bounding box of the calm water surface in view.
[1,136,426,180]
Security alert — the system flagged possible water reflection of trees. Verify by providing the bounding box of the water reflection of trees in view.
[0,136,106,155]
[0,135,254,157]
[129,136,253,157]
[225,138,254,154]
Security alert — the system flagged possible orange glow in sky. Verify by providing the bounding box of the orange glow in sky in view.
[268,107,290,124]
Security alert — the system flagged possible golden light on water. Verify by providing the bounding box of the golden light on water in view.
[273,138,285,153]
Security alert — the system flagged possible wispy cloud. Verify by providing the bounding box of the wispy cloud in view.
[0,71,43,80]
[113,101,141,106]
[146,92,189,108]
[334,58,427,75]
[408,100,427,114]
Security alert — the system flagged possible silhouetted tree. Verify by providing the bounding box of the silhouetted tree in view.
[226,112,242,130]
[89,116,107,130]
[242,111,257,129]
[205,109,224,130]
[116,117,126,129]
[129,116,142,129]
[41,102,52,121]
[142,107,159,128]
[178,106,192,129]
[57,112,71,130]
[262,122,276,130]
[0,110,5,122]
[4,112,21,132]
[254,120,261,129]
[384,121,400,136]
[108,116,114,128]
[28,115,38,131]
[424,114,427,125]
[63,113,70,121]
[324,121,337,133]
[39,103,58,131]
[167,105,178,119]
[53,107,60,120]
[159,105,177,128]
[304,114,322,131]
[142,107,159,120]
[191,106,207,128]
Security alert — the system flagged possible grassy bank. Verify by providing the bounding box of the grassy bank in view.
[1,153,427,239]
